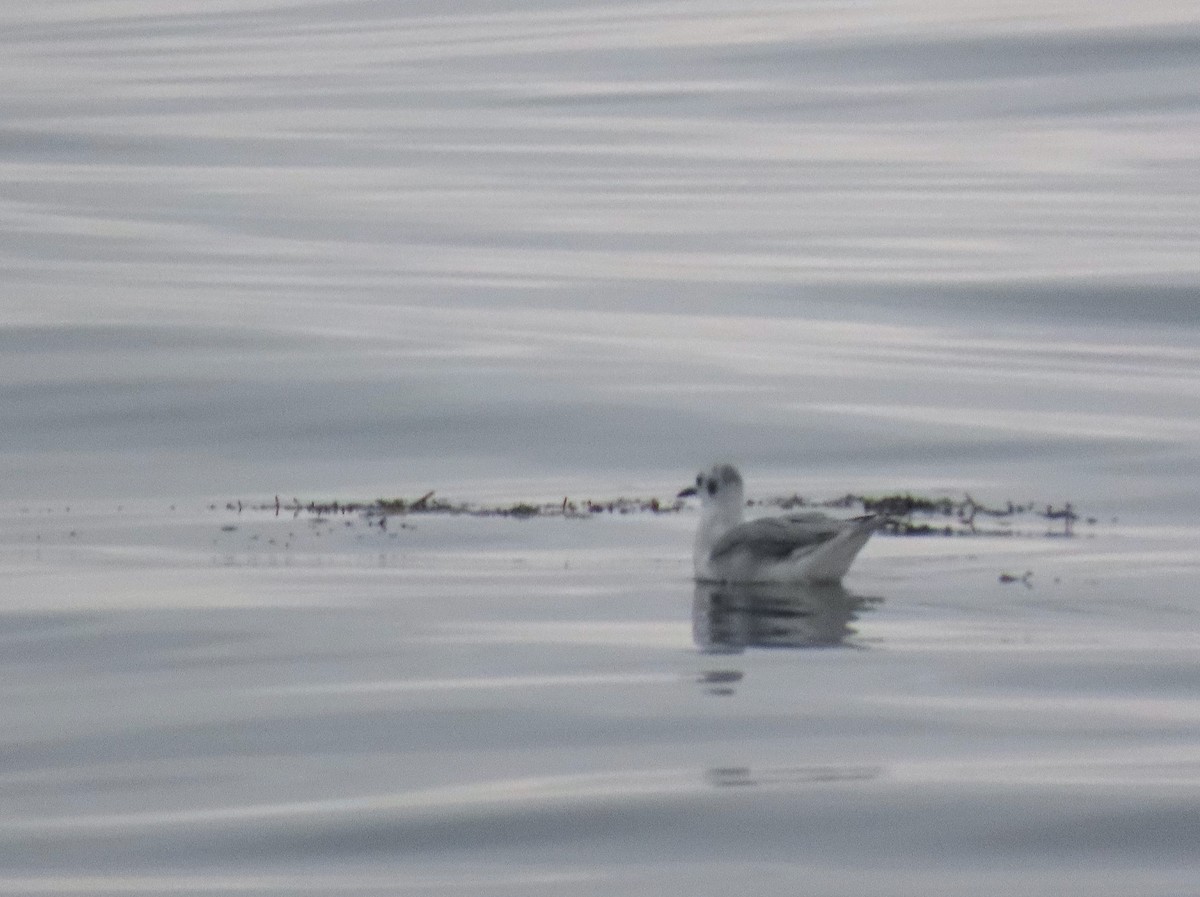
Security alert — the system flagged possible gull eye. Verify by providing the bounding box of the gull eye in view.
[696,473,703,486]
[706,478,718,496]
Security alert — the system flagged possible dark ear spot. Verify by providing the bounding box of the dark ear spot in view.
[706,478,718,496]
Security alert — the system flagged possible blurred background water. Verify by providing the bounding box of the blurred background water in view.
[1,0,1198,512]
[2,3,1200,895]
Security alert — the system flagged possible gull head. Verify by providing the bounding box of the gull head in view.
[679,463,745,524]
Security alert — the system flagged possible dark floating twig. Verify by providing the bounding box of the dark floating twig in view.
[225,489,1086,538]
[1043,502,1077,537]
[999,570,1034,588]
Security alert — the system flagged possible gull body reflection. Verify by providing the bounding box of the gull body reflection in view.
[692,580,877,653]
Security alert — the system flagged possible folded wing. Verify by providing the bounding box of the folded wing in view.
[709,512,848,562]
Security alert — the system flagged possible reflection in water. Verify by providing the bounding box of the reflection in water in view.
[692,581,878,653]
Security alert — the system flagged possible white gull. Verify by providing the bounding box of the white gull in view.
[679,463,881,584]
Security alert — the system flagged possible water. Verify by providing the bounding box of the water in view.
[1,2,1199,893]
[3,0,1199,505]
[3,507,1199,894]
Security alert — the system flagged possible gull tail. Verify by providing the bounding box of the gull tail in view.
[798,514,882,584]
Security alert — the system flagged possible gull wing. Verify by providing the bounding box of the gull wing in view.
[709,513,846,562]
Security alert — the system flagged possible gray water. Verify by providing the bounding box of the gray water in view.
[2,2,1200,894]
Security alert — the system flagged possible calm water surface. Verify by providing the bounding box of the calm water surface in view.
[1,0,1198,505]
[1,1,1199,893]
[2,507,1199,895]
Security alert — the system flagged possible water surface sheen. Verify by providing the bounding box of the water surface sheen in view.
[1,1,1198,505]
[2,508,1199,895]
[1,2,1199,893]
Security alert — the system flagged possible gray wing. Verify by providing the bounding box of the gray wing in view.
[709,513,846,562]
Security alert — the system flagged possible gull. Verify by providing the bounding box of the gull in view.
[678,463,881,584]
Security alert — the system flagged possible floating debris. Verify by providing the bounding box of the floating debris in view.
[224,489,1087,538]
[505,503,540,519]
[749,491,1085,537]
[1043,502,1077,536]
